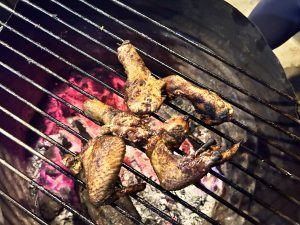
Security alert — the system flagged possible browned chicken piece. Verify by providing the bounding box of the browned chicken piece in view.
[80,136,126,205]
[117,40,166,115]
[83,99,189,147]
[63,136,145,206]
[146,136,240,191]
[157,116,189,149]
[83,99,150,143]
[163,75,233,125]
[63,135,145,225]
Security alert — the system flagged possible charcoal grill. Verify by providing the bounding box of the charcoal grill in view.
[0,0,299,224]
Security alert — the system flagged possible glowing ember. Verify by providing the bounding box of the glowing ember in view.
[34,68,223,224]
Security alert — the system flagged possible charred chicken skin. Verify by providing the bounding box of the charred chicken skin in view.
[83,99,150,143]
[78,184,142,225]
[61,40,240,224]
[80,136,126,205]
[163,75,234,125]
[83,98,189,147]
[117,41,234,125]
[117,41,166,115]
[146,136,240,191]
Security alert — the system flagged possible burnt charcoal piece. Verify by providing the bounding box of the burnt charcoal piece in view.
[77,173,141,225]
[38,193,63,221]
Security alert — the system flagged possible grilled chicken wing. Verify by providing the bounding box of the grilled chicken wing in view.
[63,136,145,225]
[82,99,239,192]
[117,41,233,125]
[83,99,150,143]
[117,41,165,114]
[63,136,145,205]
[146,136,240,191]
[163,75,233,125]
[80,136,126,205]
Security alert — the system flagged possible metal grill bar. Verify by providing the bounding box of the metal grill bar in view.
[111,203,146,225]
[108,0,298,104]
[0,123,146,225]
[0,58,293,224]
[123,164,261,225]
[1,2,299,177]
[0,62,265,224]
[172,142,299,224]
[0,84,85,186]
[1,10,297,192]
[0,83,219,224]
[0,18,298,212]
[0,189,48,225]
[21,0,300,146]
[230,119,300,161]
[194,184,260,224]
[71,0,300,126]
[132,195,181,225]
[0,13,298,202]
[0,104,180,224]
[0,131,96,225]
[0,51,269,224]
[208,169,298,225]
[168,102,300,206]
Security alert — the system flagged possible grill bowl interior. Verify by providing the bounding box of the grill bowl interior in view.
[0,0,299,224]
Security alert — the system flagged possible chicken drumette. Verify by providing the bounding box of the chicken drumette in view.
[117,40,166,115]
[117,41,234,125]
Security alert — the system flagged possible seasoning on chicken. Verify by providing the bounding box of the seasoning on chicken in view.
[83,99,188,145]
[83,99,150,143]
[163,75,233,125]
[157,115,189,149]
[117,41,234,125]
[81,136,126,205]
[117,40,166,115]
[63,136,146,206]
[146,136,240,191]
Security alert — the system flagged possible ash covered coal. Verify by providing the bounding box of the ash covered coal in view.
[29,69,224,224]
